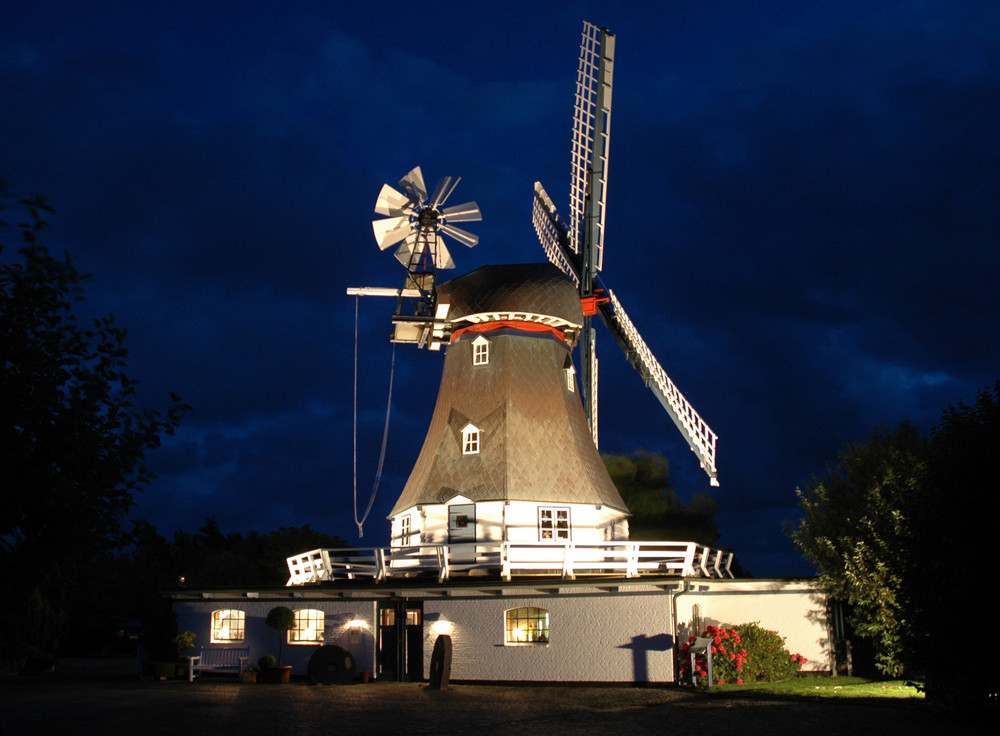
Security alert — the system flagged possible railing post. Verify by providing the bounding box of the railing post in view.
[682,543,696,577]
[562,543,576,579]
[627,543,639,578]
[501,542,511,581]
[438,545,450,582]
[374,547,387,581]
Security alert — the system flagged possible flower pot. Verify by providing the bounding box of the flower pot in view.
[261,665,292,684]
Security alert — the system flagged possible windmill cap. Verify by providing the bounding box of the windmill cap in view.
[437,263,583,329]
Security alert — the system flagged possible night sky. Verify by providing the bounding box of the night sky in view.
[3,1,998,576]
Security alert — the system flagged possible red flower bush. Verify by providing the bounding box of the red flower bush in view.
[679,622,806,687]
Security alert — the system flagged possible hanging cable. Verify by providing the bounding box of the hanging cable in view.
[352,295,396,538]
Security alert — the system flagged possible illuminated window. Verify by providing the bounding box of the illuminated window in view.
[211,609,245,643]
[539,507,570,540]
[462,423,480,455]
[472,336,490,366]
[505,607,549,644]
[379,608,421,626]
[289,609,325,645]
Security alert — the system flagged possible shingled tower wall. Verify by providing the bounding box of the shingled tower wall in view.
[388,264,630,548]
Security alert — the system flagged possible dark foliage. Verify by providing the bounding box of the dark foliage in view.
[0,184,187,673]
[791,382,1000,704]
[603,450,720,544]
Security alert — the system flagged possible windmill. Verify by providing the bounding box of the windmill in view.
[532,22,719,486]
[363,166,482,348]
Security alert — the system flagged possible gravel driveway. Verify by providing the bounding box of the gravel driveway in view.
[0,657,983,735]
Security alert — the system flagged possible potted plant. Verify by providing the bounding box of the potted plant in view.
[144,629,195,680]
[242,662,258,684]
[175,630,197,654]
[172,630,198,680]
[261,607,294,683]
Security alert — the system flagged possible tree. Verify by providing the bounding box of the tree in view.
[791,384,1000,701]
[914,383,1000,702]
[0,184,187,670]
[603,450,720,545]
[170,518,350,587]
[789,423,926,677]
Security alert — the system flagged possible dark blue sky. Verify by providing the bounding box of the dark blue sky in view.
[3,1,998,576]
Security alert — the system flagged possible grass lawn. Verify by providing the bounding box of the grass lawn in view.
[710,676,924,699]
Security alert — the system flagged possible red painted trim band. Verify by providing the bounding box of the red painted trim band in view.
[451,321,566,343]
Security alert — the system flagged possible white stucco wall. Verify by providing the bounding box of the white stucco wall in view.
[673,580,832,673]
[173,599,377,676]
[423,591,675,683]
[170,578,829,683]
[392,499,629,548]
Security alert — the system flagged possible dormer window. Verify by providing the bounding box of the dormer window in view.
[472,336,490,366]
[462,423,480,455]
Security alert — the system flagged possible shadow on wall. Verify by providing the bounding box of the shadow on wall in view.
[619,633,673,683]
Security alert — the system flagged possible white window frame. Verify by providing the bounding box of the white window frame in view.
[564,366,576,392]
[399,514,411,546]
[210,609,245,643]
[472,336,490,366]
[462,423,480,455]
[289,609,325,645]
[539,507,571,541]
[504,607,550,645]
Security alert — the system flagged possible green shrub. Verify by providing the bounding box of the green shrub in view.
[679,622,806,686]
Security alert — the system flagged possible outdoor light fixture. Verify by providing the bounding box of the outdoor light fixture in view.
[431,619,454,635]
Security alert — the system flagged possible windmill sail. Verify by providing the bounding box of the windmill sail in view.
[532,21,720,485]
[534,181,720,485]
[599,290,719,486]
[570,21,614,275]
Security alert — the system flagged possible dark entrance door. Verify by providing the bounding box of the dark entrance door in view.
[377,601,424,681]
[448,503,476,543]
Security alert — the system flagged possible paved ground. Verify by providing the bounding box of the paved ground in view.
[0,657,986,735]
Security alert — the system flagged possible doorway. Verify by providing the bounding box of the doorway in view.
[377,601,424,681]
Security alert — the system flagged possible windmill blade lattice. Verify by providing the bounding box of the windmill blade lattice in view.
[532,21,720,486]
[372,166,482,271]
[570,20,614,274]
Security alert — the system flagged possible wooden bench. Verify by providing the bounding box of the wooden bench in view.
[188,647,250,681]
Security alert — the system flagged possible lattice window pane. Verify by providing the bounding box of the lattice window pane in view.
[505,607,550,644]
[290,609,325,644]
[211,609,245,643]
[539,507,571,540]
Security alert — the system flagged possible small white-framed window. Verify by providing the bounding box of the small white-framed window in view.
[462,423,480,455]
[399,514,411,546]
[472,336,490,366]
[539,507,571,540]
[505,607,549,644]
[289,609,325,645]
[210,609,245,643]
[564,366,576,393]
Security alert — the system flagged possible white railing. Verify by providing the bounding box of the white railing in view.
[286,541,734,586]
